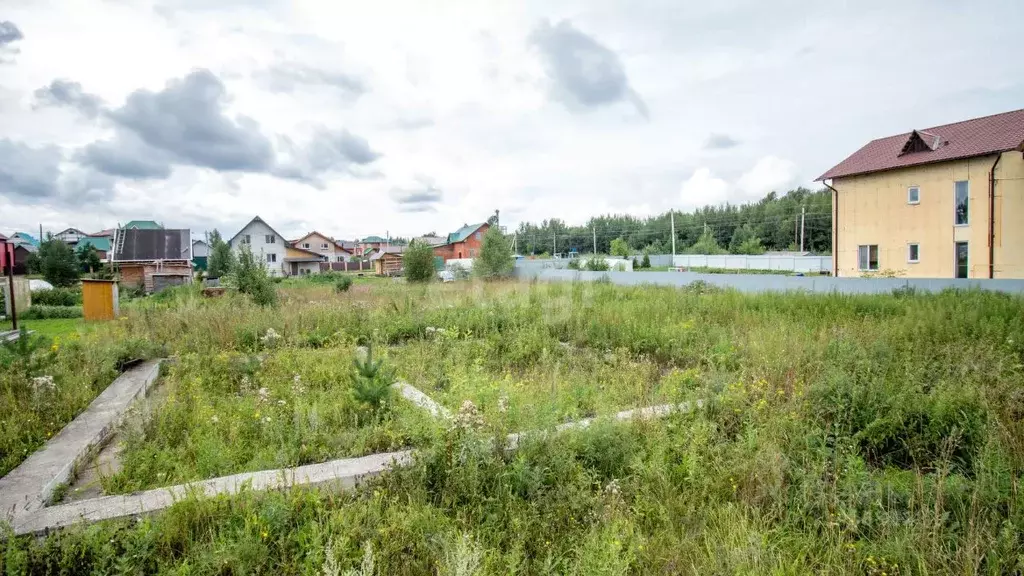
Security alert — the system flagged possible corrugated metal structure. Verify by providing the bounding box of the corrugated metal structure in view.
[112,228,193,293]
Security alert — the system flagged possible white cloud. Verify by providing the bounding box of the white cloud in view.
[679,168,730,210]
[737,155,797,197]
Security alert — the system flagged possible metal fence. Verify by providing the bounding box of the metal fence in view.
[320,261,372,272]
[514,257,634,273]
[513,267,1024,295]
[671,254,832,273]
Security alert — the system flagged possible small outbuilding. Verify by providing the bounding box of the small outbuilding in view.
[81,279,119,321]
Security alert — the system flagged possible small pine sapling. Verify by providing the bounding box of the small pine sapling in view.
[352,344,394,411]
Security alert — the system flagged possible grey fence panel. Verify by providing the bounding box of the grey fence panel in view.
[671,254,831,273]
[512,266,1024,295]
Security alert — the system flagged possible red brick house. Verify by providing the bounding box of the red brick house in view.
[433,223,489,262]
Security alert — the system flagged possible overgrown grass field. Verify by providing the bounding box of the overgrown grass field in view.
[2,279,1023,574]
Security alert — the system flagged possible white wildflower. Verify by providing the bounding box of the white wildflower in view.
[262,416,272,424]
[257,387,271,403]
[497,394,510,414]
[210,415,219,424]
[260,327,281,347]
[291,374,306,395]
[277,399,286,406]
[604,479,621,497]
[452,399,484,431]
[30,375,56,392]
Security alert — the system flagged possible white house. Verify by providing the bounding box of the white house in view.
[54,228,88,244]
[191,239,210,258]
[228,216,288,276]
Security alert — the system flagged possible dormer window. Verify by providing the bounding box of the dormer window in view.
[899,130,945,156]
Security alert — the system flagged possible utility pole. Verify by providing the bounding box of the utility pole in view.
[552,231,556,256]
[799,206,806,253]
[4,243,17,332]
[670,212,676,256]
[592,226,597,254]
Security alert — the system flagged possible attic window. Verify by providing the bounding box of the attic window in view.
[899,130,944,156]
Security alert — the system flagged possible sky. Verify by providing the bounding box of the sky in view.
[1,0,1022,241]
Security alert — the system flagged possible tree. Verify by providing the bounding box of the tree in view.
[206,229,235,279]
[403,241,435,283]
[729,224,765,255]
[686,230,727,255]
[641,252,651,268]
[231,244,276,306]
[76,243,102,273]
[38,238,80,287]
[474,227,514,279]
[609,237,630,258]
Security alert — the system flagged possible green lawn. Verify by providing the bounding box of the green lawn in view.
[0,318,88,339]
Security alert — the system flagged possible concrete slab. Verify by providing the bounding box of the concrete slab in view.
[0,360,162,522]
[0,329,34,343]
[393,382,451,420]
[13,450,413,536]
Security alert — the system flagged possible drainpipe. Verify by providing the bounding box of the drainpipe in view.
[823,179,839,277]
[988,153,1001,279]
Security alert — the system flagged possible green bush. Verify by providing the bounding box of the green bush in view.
[37,238,80,287]
[641,252,651,268]
[403,241,435,283]
[30,287,81,307]
[474,227,514,279]
[583,256,609,271]
[20,305,83,319]
[336,276,353,293]
[231,244,277,306]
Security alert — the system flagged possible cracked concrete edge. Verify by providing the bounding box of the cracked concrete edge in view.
[0,360,163,522]
[9,398,704,537]
[12,449,414,536]
[393,382,452,420]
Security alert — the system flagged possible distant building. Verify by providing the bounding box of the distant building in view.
[370,246,405,275]
[75,236,111,260]
[192,239,210,271]
[292,231,354,264]
[433,223,489,262]
[54,228,88,244]
[111,228,192,293]
[228,216,289,276]
[818,108,1024,278]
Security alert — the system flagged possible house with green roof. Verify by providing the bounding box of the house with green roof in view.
[121,220,162,230]
[434,222,489,262]
[9,232,39,248]
[75,236,112,259]
[356,235,388,258]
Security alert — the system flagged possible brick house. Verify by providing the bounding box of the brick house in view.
[433,223,489,262]
[112,228,193,293]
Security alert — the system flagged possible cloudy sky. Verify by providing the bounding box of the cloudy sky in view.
[1,0,1021,240]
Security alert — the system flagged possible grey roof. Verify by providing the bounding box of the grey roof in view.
[228,216,288,246]
[112,228,191,262]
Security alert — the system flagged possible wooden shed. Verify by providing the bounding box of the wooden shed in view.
[81,279,119,321]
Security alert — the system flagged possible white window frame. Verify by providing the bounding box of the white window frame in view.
[858,244,879,271]
[907,186,920,205]
[302,242,310,249]
[907,243,920,263]
[321,243,329,249]
[266,234,276,244]
[335,256,344,262]
[266,253,277,263]
[954,180,969,226]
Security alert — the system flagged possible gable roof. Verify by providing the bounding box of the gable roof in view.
[122,220,162,230]
[361,235,387,243]
[55,227,88,236]
[76,236,112,252]
[817,108,1024,181]
[446,223,487,244]
[90,228,115,237]
[369,246,405,260]
[112,228,191,262]
[228,216,288,245]
[287,244,325,257]
[292,231,336,246]
[10,232,39,247]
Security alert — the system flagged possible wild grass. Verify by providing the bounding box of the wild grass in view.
[1,278,1022,574]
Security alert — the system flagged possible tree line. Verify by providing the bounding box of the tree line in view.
[512,187,832,256]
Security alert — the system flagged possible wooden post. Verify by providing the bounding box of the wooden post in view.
[5,243,17,331]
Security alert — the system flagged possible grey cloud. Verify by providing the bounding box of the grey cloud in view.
[0,139,62,201]
[262,64,365,96]
[531,19,648,119]
[78,135,173,179]
[0,21,22,46]
[390,181,442,212]
[704,133,740,150]
[274,128,381,185]
[34,79,106,119]
[109,68,275,172]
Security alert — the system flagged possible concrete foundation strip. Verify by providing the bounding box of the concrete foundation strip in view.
[0,360,162,523]
[2,354,703,536]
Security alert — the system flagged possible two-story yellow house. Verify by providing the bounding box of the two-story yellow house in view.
[818,109,1024,278]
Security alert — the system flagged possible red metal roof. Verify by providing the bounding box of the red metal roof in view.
[817,108,1024,181]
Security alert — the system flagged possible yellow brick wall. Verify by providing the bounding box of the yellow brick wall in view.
[831,151,1024,278]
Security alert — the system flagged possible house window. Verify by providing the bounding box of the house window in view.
[908,243,920,263]
[954,181,969,225]
[242,234,251,244]
[335,256,344,262]
[302,243,310,249]
[266,253,277,263]
[475,232,481,241]
[907,186,920,204]
[321,243,329,249]
[955,241,969,278]
[266,235,276,244]
[858,245,879,271]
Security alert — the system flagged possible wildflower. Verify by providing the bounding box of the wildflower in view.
[31,375,56,393]
[603,479,621,497]
[257,387,271,402]
[260,328,281,347]
[452,400,484,431]
[210,415,219,424]
[262,416,272,424]
[497,394,510,413]
[261,531,268,539]
[291,374,305,395]
[277,399,286,406]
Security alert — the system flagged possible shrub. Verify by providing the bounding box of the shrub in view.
[30,287,81,307]
[206,229,235,279]
[20,305,83,319]
[231,244,277,306]
[403,241,435,283]
[583,256,609,271]
[641,252,651,268]
[336,275,354,292]
[474,227,514,279]
[609,237,630,258]
[567,259,580,270]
